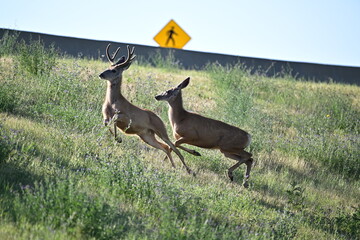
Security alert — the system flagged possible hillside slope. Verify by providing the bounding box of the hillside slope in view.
[0,48,359,239]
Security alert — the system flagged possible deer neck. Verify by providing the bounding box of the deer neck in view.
[106,78,127,106]
[168,92,187,122]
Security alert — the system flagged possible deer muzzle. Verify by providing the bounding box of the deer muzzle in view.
[154,95,163,101]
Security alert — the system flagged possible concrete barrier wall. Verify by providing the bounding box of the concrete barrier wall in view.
[1,28,359,85]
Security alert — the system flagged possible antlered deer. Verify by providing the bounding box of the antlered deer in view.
[98,44,193,175]
[155,77,254,187]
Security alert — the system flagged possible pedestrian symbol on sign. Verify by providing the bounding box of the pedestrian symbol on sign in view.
[166,26,178,47]
[153,20,191,49]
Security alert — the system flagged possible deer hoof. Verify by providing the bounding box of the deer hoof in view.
[188,169,196,176]
[193,151,201,156]
[115,137,122,143]
[243,181,249,188]
[228,172,234,182]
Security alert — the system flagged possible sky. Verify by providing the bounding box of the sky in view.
[1,0,360,67]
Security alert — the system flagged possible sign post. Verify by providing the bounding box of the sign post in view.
[154,19,191,49]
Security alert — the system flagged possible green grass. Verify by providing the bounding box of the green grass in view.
[0,36,359,239]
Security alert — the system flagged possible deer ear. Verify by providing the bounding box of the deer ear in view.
[112,56,125,66]
[178,77,190,89]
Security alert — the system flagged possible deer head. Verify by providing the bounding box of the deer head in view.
[99,44,136,81]
[155,77,190,102]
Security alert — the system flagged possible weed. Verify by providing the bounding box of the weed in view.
[6,178,130,239]
[0,83,17,113]
[304,206,360,238]
[286,182,306,211]
[15,38,58,76]
[334,206,360,237]
[0,30,19,56]
[146,49,182,70]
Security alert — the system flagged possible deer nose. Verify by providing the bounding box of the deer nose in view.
[154,95,161,101]
[99,73,104,79]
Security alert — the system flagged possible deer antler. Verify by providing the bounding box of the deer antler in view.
[106,43,121,64]
[114,45,136,68]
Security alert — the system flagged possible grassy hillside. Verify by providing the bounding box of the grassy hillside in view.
[0,37,359,239]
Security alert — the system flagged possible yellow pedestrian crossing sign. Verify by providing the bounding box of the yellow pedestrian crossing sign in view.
[153,19,191,49]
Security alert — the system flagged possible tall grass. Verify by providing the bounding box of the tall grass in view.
[0,31,58,75]
[0,30,19,56]
[15,38,58,76]
[142,49,182,70]
[0,33,359,239]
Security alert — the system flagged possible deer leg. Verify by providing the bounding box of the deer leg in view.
[243,158,254,188]
[111,112,130,143]
[237,150,253,186]
[222,150,253,188]
[228,161,242,182]
[139,132,176,168]
[103,118,122,143]
[154,129,194,175]
[113,121,123,143]
[161,138,194,176]
[174,137,201,156]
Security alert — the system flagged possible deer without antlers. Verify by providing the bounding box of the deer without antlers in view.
[155,77,254,187]
[98,44,193,175]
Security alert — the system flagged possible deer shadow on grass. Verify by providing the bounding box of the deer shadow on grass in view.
[0,161,44,194]
[252,158,359,212]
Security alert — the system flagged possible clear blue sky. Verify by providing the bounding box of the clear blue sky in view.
[1,0,360,67]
